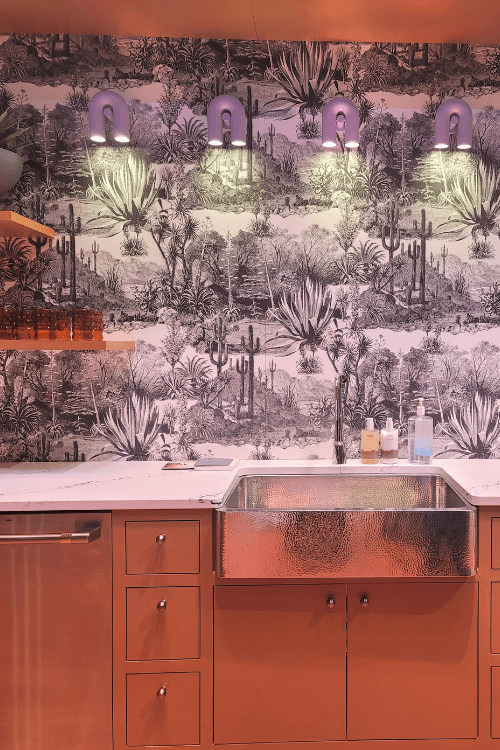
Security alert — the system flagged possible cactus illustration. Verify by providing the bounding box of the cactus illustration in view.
[247,85,253,183]
[236,355,248,406]
[407,240,420,305]
[65,440,85,462]
[429,252,434,267]
[209,316,229,407]
[413,208,432,305]
[80,247,85,264]
[440,245,449,277]
[27,194,48,292]
[32,432,51,461]
[381,201,401,294]
[269,359,277,392]
[56,237,69,288]
[60,203,82,304]
[268,123,276,158]
[241,324,260,419]
[436,260,440,274]
[91,240,99,273]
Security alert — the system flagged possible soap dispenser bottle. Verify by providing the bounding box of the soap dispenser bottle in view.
[361,418,379,464]
[408,398,433,464]
[380,418,399,464]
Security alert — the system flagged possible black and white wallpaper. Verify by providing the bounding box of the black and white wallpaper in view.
[0,35,500,461]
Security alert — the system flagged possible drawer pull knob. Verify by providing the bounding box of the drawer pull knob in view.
[157,686,167,699]
[156,534,166,545]
[326,595,335,608]
[360,594,369,606]
[157,600,167,611]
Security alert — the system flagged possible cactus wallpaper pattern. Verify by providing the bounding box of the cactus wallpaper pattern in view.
[2,36,500,460]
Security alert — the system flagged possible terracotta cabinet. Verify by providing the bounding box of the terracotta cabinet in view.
[347,582,478,740]
[213,584,347,744]
[214,581,478,745]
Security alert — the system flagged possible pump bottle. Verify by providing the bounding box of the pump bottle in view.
[361,418,379,464]
[408,398,433,464]
[380,418,399,464]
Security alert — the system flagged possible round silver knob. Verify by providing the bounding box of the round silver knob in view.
[157,686,167,699]
[156,534,166,545]
[360,594,369,606]
[157,600,167,611]
[326,595,335,608]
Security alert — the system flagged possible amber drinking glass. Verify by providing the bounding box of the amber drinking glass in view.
[55,310,71,340]
[92,310,103,341]
[35,309,50,340]
[16,309,35,340]
[0,309,16,339]
[72,309,93,340]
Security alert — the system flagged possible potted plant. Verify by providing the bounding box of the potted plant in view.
[0,108,30,196]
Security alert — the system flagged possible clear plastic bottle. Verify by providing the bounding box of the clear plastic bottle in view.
[408,398,433,464]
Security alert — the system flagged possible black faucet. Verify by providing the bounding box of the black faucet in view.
[333,375,347,464]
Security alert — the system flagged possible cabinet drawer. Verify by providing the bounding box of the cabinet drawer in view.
[126,521,199,575]
[492,519,500,569]
[126,672,200,746]
[127,587,200,661]
[492,583,500,653]
[493,668,500,738]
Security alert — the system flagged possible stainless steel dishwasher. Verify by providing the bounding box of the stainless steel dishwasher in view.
[0,511,112,750]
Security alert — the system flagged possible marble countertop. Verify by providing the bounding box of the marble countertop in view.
[0,458,499,511]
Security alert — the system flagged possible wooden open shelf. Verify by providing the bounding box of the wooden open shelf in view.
[0,212,55,240]
[0,340,135,351]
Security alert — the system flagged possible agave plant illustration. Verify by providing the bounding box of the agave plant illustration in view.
[439,162,500,239]
[268,278,335,356]
[0,108,31,150]
[88,152,158,236]
[264,42,340,119]
[95,392,161,461]
[2,394,39,436]
[436,393,500,459]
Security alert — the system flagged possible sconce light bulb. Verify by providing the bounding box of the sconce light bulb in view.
[114,136,130,143]
[208,139,223,146]
[435,143,448,150]
[457,143,471,150]
[232,140,245,147]
[90,135,106,143]
[322,141,337,148]
[345,141,359,148]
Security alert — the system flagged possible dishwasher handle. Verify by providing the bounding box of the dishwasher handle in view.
[0,522,101,544]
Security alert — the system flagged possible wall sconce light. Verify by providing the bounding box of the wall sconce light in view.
[434,98,472,150]
[207,95,246,147]
[322,98,359,148]
[89,91,130,144]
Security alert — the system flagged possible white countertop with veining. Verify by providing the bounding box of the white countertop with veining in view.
[0,459,499,511]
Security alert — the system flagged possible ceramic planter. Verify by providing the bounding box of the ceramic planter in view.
[0,148,24,195]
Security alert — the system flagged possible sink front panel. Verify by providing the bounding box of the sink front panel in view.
[216,475,476,578]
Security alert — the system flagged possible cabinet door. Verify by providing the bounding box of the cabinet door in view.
[214,584,346,744]
[347,582,478,740]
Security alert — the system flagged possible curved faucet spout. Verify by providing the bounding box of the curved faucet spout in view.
[334,375,347,464]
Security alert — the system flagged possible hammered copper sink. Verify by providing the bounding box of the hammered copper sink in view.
[215,474,477,578]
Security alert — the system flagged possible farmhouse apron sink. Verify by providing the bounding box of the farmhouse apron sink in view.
[215,474,476,578]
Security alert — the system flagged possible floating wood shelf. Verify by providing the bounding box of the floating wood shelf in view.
[0,340,135,351]
[0,212,55,240]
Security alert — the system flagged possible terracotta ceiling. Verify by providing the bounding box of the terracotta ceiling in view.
[1,0,500,43]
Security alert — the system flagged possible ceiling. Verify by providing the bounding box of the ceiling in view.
[1,0,500,44]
